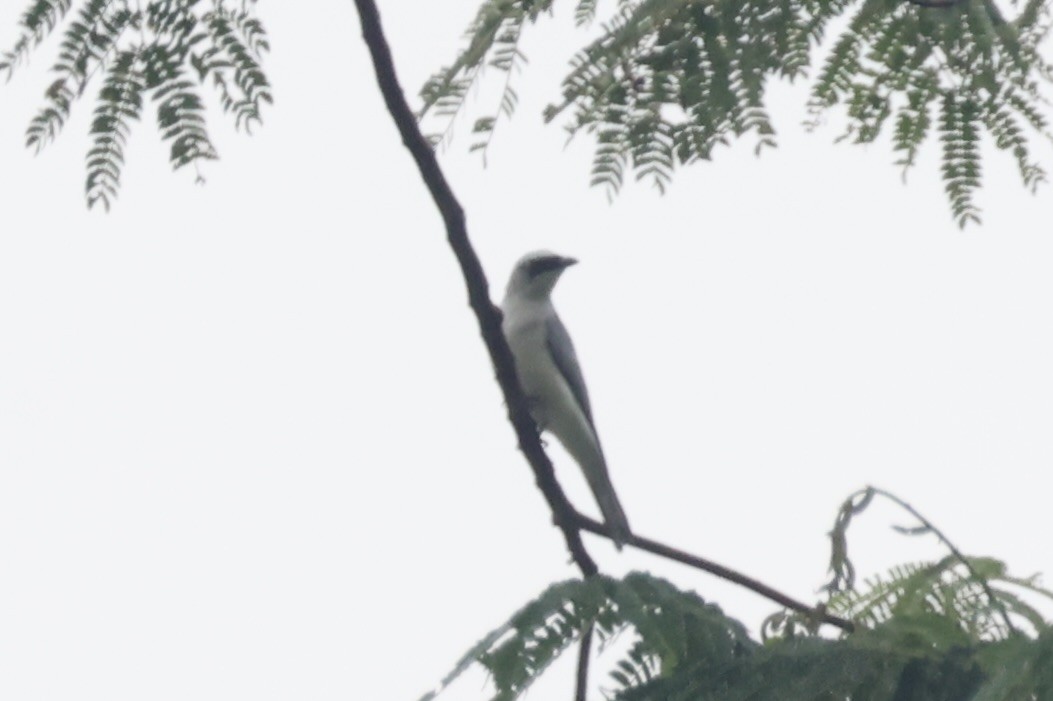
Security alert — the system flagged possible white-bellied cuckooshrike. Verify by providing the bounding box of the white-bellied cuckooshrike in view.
[501,251,632,549]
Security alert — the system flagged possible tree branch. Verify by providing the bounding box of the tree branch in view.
[351,0,598,578]
[573,513,856,633]
[575,624,592,701]
[352,0,861,636]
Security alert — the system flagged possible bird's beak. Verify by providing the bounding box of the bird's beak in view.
[560,257,579,268]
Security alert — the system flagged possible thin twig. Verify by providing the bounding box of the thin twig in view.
[869,486,1017,635]
[573,513,856,633]
[575,624,592,701]
[352,0,598,578]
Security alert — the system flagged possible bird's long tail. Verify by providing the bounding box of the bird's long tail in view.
[553,418,632,550]
[580,454,632,550]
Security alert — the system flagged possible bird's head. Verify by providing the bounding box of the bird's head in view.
[505,250,578,301]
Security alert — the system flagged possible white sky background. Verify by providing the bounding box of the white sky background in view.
[2,1,1053,699]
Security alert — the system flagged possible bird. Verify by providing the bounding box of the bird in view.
[500,250,632,549]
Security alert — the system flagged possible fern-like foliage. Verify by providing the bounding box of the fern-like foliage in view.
[542,0,855,196]
[419,0,555,156]
[425,569,1053,701]
[769,556,1053,642]
[1,0,271,208]
[419,572,755,701]
[808,0,1052,226]
[834,556,1052,637]
[85,46,144,209]
[24,0,135,154]
[194,6,271,132]
[422,0,852,194]
[0,0,74,79]
[425,489,1053,701]
[642,617,1053,701]
[424,0,1053,225]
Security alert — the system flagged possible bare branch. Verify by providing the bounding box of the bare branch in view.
[573,513,856,633]
[351,0,598,577]
[575,624,592,701]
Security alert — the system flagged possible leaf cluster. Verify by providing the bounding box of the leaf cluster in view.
[420,572,755,701]
[424,486,1053,701]
[1,0,271,209]
[422,0,1053,225]
[419,0,556,158]
[818,486,1053,639]
[807,0,1052,225]
[425,567,1053,701]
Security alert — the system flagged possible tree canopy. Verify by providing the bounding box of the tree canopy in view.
[420,0,1053,226]
[4,0,1051,223]
[1,0,270,210]
[417,488,1053,701]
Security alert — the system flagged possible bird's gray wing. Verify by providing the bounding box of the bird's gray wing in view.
[545,314,595,428]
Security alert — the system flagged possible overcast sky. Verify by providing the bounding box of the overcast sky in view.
[2,2,1053,700]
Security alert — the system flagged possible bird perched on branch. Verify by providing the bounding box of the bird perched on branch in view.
[501,251,632,549]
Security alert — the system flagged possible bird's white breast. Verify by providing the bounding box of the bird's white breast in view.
[502,299,565,427]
